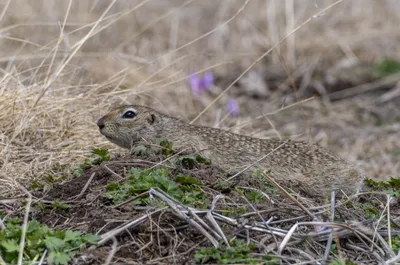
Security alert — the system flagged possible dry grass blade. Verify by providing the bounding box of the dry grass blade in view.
[33,0,119,107]
[104,237,117,265]
[148,188,219,247]
[262,172,314,218]
[328,72,400,100]
[190,0,344,123]
[277,223,298,255]
[322,191,336,263]
[16,184,32,265]
[98,207,167,246]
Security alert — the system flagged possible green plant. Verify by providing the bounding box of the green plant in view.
[350,202,380,219]
[73,148,110,177]
[105,168,207,208]
[375,58,400,78]
[221,206,247,217]
[157,139,174,157]
[51,200,70,211]
[391,234,400,253]
[0,218,100,265]
[175,154,212,169]
[364,177,400,199]
[251,169,277,194]
[132,145,150,156]
[245,190,264,203]
[194,238,279,264]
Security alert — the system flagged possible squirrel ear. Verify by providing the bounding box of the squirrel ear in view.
[147,113,156,124]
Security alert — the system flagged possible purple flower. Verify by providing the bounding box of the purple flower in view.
[189,72,213,96]
[226,99,239,118]
[312,216,329,233]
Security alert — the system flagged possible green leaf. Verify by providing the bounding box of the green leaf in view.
[92,148,110,162]
[246,190,264,203]
[51,201,70,210]
[27,220,41,233]
[73,168,83,177]
[158,139,174,156]
[196,155,211,165]
[1,239,20,252]
[180,157,197,169]
[376,59,400,78]
[133,145,149,156]
[82,233,101,245]
[48,251,71,265]
[64,231,81,242]
[175,175,201,186]
[389,177,400,188]
[45,237,65,251]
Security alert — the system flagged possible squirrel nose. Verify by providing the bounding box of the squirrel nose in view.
[96,118,105,130]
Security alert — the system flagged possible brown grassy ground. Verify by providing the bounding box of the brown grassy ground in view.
[1,0,400,264]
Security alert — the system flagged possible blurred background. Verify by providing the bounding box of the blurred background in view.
[1,0,399,192]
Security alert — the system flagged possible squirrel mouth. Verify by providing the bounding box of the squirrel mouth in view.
[99,130,113,139]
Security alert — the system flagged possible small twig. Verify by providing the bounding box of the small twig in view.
[103,164,124,180]
[207,195,229,246]
[286,247,321,264]
[69,172,96,200]
[387,194,393,250]
[323,191,335,264]
[17,183,32,265]
[186,209,221,241]
[370,196,395,257]
[149,188,219,247]
[328,72,400,100]
[278,222,298,255]
[241,195,280,248]
[104,237,117,265]
[385,250,400,265]
[38,250,47,265]
[98,207,166,245]
[262,172,315,219]
[113,191,150,208]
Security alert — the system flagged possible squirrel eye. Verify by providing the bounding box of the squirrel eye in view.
[122,110,136,119]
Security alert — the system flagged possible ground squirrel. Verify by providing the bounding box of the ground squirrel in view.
[96,105,364,198]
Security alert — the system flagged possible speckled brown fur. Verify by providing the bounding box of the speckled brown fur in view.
[96,105,364,198]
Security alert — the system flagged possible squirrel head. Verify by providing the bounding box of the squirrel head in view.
[96,105,158,149]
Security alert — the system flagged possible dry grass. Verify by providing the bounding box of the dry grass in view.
[0,1,400,263]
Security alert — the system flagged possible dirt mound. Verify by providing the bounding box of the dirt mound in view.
[28,147,399,264]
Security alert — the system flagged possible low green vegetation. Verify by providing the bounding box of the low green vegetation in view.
[194,239,279,264]
[73,148,110,177]
[245,190,264,203]
[220,206,248,217]
[251,169,277,194]
[392,234,400,254]
[158,138,174,157]
[29,149,111,191]
[105,167,208,208]
[356,202,380,219]
[375,58,400,78]
[0,218,100,265]
[364,177,400,199]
